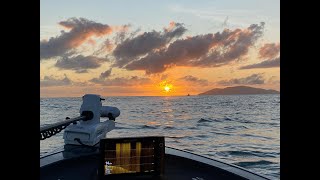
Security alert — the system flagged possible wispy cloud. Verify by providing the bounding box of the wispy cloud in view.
[178,75,209,86]
[90,76,151,86]
[169,4,261,27]
[89,68,113,83]
[100,68,113,78]
[217,73,265,85]
[239,57,280,70]
[93,39,114,55]
[268,76,280,84]
[40,75,72,87]
[55,55,107,73]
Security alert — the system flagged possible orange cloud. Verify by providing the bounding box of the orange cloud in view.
[164,21,177,32]
[259,43,280,59]
[122,22,265,74]
[112,22,187,67]
[40,18,112,60]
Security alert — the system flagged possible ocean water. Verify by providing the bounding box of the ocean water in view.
[40,95,280,179]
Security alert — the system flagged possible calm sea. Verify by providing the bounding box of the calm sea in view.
[40,95,280,179]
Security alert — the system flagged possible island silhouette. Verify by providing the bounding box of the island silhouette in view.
[198,86,279,96]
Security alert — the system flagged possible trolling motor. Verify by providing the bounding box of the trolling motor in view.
[40,94,120,144]
[62,94,120,146]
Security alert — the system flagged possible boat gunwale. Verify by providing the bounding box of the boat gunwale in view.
[165,146,271,180]
[40,146,271,180]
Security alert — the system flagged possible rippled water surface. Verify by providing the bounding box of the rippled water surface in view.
[40,95,280,179]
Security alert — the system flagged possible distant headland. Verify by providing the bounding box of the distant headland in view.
[198,86,279,96]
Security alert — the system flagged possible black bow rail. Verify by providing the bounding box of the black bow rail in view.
[40,111,93,140]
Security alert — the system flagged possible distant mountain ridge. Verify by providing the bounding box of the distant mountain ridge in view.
[198,86,279,96]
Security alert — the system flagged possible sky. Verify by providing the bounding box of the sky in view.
[40,0,280,97]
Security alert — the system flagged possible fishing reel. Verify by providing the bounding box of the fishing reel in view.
[63,94,120,146]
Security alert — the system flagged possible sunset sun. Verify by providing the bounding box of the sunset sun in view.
[159,80,173,93]
[164,85,171,92]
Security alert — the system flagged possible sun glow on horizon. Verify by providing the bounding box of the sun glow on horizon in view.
[164,85,171,92]
[159,80,173,94]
